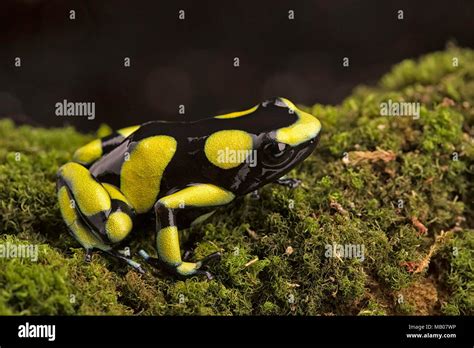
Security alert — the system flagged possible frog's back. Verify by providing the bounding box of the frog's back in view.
[88,121,203,212]
[89,99,304,214]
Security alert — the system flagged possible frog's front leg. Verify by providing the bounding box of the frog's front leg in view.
[250,177,301,200]
[140,184,234,278]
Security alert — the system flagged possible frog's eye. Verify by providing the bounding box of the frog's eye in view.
[264,142,287,158]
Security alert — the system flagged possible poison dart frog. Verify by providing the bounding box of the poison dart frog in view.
[57,97,321,278]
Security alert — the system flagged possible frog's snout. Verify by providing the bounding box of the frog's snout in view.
[271,97,321,146]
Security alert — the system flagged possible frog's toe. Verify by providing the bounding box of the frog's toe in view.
[249,190,260,200]
[174,252,221,278]
[199,251,222,266]
[182,249,193,262]
[195,269,214,280]
[136,265,146,274]
[84,249,93,263]
[185,252,221,278]
[288,179,302,188]
[275,177,302,189]
[138,249,161,269]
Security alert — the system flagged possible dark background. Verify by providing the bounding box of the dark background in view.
[0,0,473,132]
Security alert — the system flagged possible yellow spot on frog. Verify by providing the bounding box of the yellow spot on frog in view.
[57,186,77,225]
[275,98,321,146]
[102,183,131,205]
[57,185,110,250]
[117,125,140,137]
[159,184,234,209]
[204,130,253,169]
[177,262,200,275]
[72,220,110,251]
[156,226,181,265]
[105,211,133,243]
[121,135,177,214]
[59,162,111,216]
[72,139,103,164]
[214,104,258,119]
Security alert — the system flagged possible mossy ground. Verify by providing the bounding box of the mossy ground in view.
[0,46,473,315]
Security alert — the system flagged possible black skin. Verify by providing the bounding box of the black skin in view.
[87,98,316,197]
[78,98,321,277]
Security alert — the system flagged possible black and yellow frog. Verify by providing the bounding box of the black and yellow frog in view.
[57,97,321,278]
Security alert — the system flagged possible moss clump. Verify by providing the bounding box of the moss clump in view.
[0,235,131,315]
[437,230,473,315]
[0,45,473,315]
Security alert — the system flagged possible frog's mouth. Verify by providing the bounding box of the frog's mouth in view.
[267,132,320,171]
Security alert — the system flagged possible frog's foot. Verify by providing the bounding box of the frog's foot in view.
[249,190,260,200]
[139,249,221,279]
[275,177,302,189]
[84,249,93,263]
[183,249,193,262]
[104,249,146,274]
[82,247,145,274]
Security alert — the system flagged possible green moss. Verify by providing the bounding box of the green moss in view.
[0,235,131,315]
[0,45,473,315]
[358,300,388,316]
[437,230,474,315]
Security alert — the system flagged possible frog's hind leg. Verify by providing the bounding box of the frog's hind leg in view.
[57,162,141,272]
[72,125,140,166]
[57,177,112,255]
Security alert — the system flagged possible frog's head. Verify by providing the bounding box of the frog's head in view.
[239,97,322,193]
